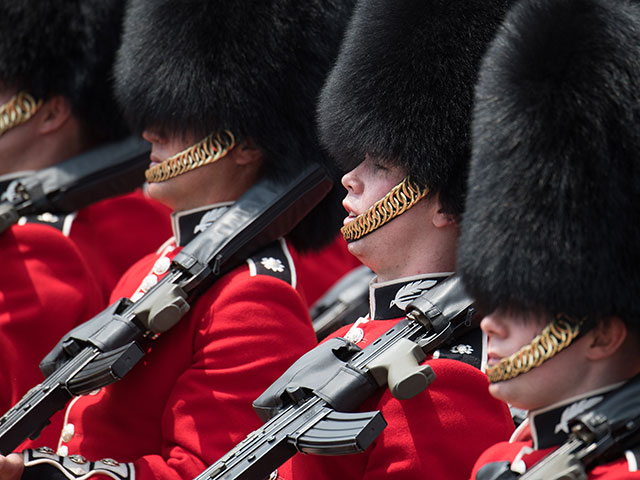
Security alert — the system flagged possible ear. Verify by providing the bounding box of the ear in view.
[430,193,457,228]
[233,137,263,166]
[36,96,73,135]
[584,317,628,361]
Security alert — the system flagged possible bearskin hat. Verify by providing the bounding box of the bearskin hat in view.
[317,0,512,216]
[115,0,355,251]
[0,0,128,144]
[458,0,640,323]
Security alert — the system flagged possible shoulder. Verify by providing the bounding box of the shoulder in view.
[589,448,640,478]
[245,238,298,287]
[16,211,77,235]
[432,327,486,370]
[4,221,84,259]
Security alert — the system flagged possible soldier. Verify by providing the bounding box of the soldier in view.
[0,0,132,450]
[277,0,516,479]
[456,0,640,477]
[0,0,172,301]
[0,0,355,479]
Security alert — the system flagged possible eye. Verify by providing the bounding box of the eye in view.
[373,162,388,172]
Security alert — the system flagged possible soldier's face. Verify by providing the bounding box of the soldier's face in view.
[341,156,450,282]
[142,128,262,212]
[481,310,589,411]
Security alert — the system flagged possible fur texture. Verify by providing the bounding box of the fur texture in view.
[317,0,512,215]
[115,0,356,251]
[0,0,128,143]
[458,0,640,322]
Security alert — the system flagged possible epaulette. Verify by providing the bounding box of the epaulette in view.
[433,327,485,371]
[246,238,296,287]
[17,211,76,236]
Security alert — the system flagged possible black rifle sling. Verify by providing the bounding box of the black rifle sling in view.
[0,163,332,455]
[0,136,150,233]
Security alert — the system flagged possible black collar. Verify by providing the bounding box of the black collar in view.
[170,202,233,246]
[528,382,623,449]
[369,272,452,320]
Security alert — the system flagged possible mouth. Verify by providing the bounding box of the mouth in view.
[486,353,502,367]
[149,154,163,167]
[342,200,359,226]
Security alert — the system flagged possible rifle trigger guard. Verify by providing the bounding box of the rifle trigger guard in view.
[366,338,436,400]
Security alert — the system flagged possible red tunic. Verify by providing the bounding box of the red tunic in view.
[279,274,515,480]
[295,235,362,306]
[471,441,639,479]
[67,189,172,301]
[0,223,104,448]
[470,386,640,479]
[31,205,318,480]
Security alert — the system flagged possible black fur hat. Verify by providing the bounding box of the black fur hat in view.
[458,0,640,322]
[115,0,356,251]
[317,0,512,216]
[115,0,353,180]
[0,0,128,144]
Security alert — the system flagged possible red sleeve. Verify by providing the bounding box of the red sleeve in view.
[0,224,104,449]
[131,270,318,480]
[68,190,172,300]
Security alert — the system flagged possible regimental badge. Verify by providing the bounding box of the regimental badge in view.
[450,344,474,355]
[193,206,228,235]
[389,279,437,310]
[260,257,285,273]
[37,212,60,223]
[554,396,603,434]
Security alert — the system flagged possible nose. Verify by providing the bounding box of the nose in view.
[142,128,165,145]
[480,313,508,339]
[341,168,363,195]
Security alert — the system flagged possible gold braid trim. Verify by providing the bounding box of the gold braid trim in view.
[341,176,429,242]
[0,92,42,137]
[486,315,582,383]
[145,130,236,183]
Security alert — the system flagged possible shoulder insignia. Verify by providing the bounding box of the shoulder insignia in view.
[246,238,296,287]
[17,211,76,236]
[435,327,484,369]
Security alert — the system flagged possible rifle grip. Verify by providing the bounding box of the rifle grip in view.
[367,338,435,400]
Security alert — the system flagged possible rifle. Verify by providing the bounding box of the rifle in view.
[476,374,640,480]
[0,163,332,455]
[196,274,477,480]
[310,265,375,340]
[0,136,150,234]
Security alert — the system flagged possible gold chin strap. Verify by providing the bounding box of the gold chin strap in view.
[341,176,429,242]
[145,130,237,183]
[0,92,42,137]
[486,314,582,383]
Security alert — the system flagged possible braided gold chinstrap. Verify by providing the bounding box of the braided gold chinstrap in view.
[0,92,42,137]
[486,315,581,383]
[145,130,236,183]
[341,176,429,242]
